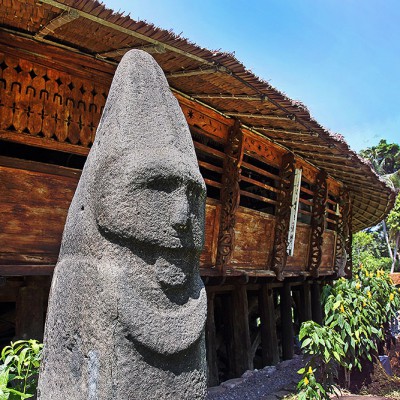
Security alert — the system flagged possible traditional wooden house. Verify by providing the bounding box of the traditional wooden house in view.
[0,0,396,384]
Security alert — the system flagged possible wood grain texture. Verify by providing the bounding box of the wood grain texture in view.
[286,224,311,271]
[231,207,275,270]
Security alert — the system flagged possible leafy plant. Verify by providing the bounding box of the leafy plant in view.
[297,267,400,398]
[297,321,344,399]
[0,340,43,399]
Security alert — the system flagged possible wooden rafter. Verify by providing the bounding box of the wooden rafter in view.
[225,112,293,121]
[191,94,270,102]
[35,10,80,39]
[166,66,228,78]
[97,43,166,58]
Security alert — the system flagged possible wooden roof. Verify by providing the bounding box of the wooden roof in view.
[0,0,396,231]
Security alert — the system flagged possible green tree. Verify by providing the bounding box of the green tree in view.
[359,140,400,272]
[387,194,400,273]
[359,139,400,175]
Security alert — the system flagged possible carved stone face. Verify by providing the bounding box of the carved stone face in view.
[94,149,206,288]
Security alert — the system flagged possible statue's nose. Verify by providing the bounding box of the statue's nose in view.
[171,188,190,232]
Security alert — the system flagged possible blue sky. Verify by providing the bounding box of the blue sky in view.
[102,0,400,152]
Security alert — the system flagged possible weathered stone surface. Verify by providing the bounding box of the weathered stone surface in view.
[221,378,244,389]
[37,50,207,400]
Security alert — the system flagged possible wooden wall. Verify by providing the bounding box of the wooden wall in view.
[0,34,347,279]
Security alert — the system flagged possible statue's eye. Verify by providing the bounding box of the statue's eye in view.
[146,177,179,194]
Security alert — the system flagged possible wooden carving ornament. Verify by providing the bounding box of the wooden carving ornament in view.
[308,169,328,277]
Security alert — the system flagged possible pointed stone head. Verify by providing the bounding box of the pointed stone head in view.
[90,50,206,254]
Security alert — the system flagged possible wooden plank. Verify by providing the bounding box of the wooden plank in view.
[0,161,77,271]
[286,224,311,271]
[259,285,279,365]
[231,207,275,270]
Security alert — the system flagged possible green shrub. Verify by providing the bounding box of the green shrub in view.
[0,340,43,399]
[297,267,400,398]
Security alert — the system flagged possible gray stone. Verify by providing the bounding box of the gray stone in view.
[221,378,244,389]
[263,365,277,375]
[206,386,226,394]
[241,369,254,379]
[37,50,207,399]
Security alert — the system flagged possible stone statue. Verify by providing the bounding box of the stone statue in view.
[37,50,207,400]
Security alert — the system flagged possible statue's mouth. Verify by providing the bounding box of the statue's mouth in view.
[155,257,188,288]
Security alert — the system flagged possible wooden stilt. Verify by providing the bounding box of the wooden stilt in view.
[311,282,323,325]
[231,285,252,376]
[206,291,219,386]
[259,285,279,366]
[280,282,294,360]
[300,281,312,323]
[15,278,45,340]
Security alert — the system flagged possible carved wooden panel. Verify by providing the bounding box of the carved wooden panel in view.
[335,188,352,277]
[307,170,328,277]
[286,224,311,271]
[320,231,336,273]
[271,152,295,280]
[231,207,276,269]
[215,120,244,272]
[295,159,318,184]
[179,100,229,142]
[0,52,107,147]
[243,131,283,168]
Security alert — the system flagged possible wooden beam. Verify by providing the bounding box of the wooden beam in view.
[191,94,269,102]
[0,265,54,276]
[35,10,80,39]
[97,43,166,59]
[254,127,317,137]
[0,131,90,156]
[15,283,45,340]
[297,150,353,161]
[225,112,292,122]
[299,282,312,323]
[231,285,252,375]
[0,156,81,179]
[166,66,228,79]
[311,282,323,325]
[259,285,279,366]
